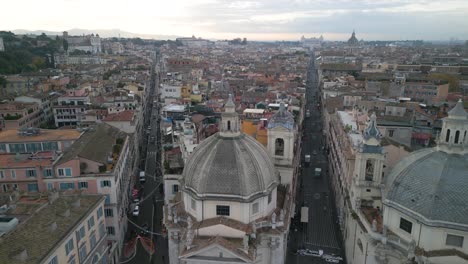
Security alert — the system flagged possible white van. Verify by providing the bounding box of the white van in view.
[139,171,146,184]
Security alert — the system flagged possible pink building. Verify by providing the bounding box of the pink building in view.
[0,152,54,193]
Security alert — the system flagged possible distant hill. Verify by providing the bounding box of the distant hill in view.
[12,28,180,40]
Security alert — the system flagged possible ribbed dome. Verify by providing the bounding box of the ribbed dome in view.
[385,148,468,227]
[182,133,278,201]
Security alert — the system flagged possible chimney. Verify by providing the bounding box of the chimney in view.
[59,209,70,218]
[11,249,28,262]
[71,198,81,208]
[49,222,58,232]
[48,190,59,204]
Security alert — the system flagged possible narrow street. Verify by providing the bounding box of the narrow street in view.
[286,54,345,264]
[122,51,169,264]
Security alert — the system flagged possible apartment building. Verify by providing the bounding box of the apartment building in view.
[15,92,59,124]
[0,193,108,264]
[0,128,81,153]
[0,102,45,130]
[44,123,132,263]
[53,89,90,127]
[403,82,449,104]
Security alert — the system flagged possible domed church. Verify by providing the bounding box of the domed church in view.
[163,95,297,264]
[344,100,468,264]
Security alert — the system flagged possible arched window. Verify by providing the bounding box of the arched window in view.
[464,131,467,143]
[365,160,374,181]
[446,129,451,143]
[275,138,284,156]
[227,120,231,131]
[357,239,363,253]
[455,131,460,144]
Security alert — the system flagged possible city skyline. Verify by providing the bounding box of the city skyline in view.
[3,0,468,41]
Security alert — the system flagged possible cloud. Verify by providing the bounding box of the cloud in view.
[2,0,468,40]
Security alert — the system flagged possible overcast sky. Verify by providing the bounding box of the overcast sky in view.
[3,0,468,41]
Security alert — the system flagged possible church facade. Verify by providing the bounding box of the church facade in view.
[163,97,298,264]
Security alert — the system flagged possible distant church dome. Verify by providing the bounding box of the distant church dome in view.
[348,30,359,45]
[385,100,468,228]
[182,95,279,201]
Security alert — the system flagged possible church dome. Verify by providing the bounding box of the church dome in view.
[385,100,468,228]
[385,148,468,227]
[182,133,278,201]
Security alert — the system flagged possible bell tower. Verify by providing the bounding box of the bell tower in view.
[352,113,385,209]
[438,99,468,154]
[267,102,296,167]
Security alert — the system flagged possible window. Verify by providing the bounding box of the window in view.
[90,232,97,248]
[97,207,103,219]
[275,138,285,156]
[88,216,95,230]
[104,195,111,204]
[99,223,105,238]
[446,129,451,142]
[43,168,53,177]
[77,226,85,242]
[172,184,179,194]
[227,120,231,131]
[26,169,37,177]
[101,180,111,187]
[105,208,114,217]
[446,234,464,247]
[191,199,196,210]
[47,183,54,190]
[252,202,259,214]
[455,131,460,144]
[60,182,75,190]
[79,182,88,189]
[48,256,58,264]
[399,217,413,234]
[79,244,87,262]
[27,183,38,192]
[58,168,72,177]
[65,238,74,255]
[268,192,272,204]
[388,129,394,137]
[216,205,230,216]
[107,226,115,235]
[0,171,4,179]
[11,170,16,179]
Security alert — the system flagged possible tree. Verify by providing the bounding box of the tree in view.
[0,76,7,88]
[242,38,247,45]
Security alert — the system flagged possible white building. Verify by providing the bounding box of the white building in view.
[163,97,296,264]
[64,31,101,54]
[326,100,468,264]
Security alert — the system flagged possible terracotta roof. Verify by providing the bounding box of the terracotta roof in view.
[102,110,134,122]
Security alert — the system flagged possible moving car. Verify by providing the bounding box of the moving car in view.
[132,205,140,216]
[139,171,146,184]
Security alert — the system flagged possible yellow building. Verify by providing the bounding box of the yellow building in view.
[0,193,108,264]
[181,84,192,99]
[241,109,269,146]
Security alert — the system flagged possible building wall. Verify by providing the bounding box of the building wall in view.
[183,189,276,224]
[41,199,108,264]
[378,125,412,147]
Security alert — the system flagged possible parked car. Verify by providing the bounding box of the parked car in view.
[132,205,140,216]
